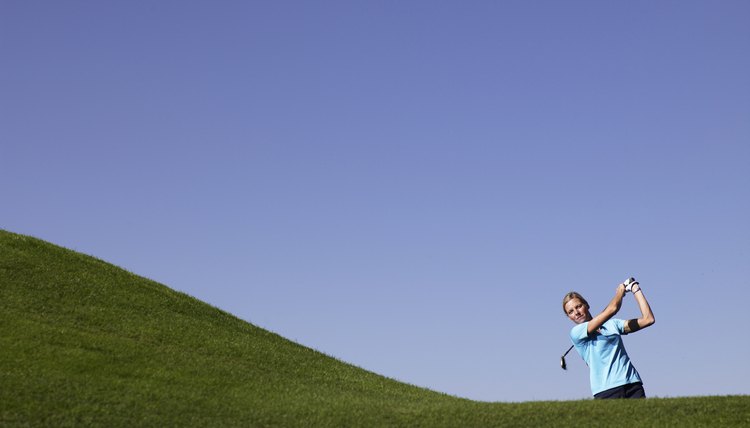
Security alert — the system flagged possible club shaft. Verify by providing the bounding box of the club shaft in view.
[562,344,574,357]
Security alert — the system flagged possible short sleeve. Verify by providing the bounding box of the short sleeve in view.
[610,318,625,334]
[570,323,589,344]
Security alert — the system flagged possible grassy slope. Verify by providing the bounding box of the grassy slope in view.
[1,230,748,427]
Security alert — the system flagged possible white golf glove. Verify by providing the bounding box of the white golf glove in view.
[623,277,638,292]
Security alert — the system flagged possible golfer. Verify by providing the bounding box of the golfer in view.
[562,280,655,399]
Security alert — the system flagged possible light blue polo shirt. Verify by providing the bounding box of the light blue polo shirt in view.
[570,318,642,395]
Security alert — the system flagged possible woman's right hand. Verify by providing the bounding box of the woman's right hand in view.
[616,282,627,296]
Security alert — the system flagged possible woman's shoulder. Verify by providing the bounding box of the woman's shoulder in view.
[570,322,588,342]
[602,318,626,333]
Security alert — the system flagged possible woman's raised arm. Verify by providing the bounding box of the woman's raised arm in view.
[587,283,627,335]
[624,283,655,333]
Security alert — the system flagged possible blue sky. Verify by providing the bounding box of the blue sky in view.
[3,1,749,401]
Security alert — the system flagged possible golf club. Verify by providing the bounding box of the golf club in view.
[560,345,574,370]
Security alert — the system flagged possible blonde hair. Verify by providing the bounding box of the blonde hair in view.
[562,291,589,315]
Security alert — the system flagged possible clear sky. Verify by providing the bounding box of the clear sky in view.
[3,1,749,402]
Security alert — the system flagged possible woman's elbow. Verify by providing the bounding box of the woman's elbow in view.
[643,314,655,327]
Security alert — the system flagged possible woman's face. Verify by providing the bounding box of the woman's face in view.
[564,298,590,324]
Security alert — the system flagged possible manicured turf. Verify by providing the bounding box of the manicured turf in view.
[1,230,748,426]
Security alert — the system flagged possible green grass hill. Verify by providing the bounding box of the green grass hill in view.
[1,230,748,426]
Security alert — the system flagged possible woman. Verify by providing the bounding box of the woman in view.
[562,279,655,399]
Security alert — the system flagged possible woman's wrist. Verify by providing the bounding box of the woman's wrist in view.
[632,285,642,295]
